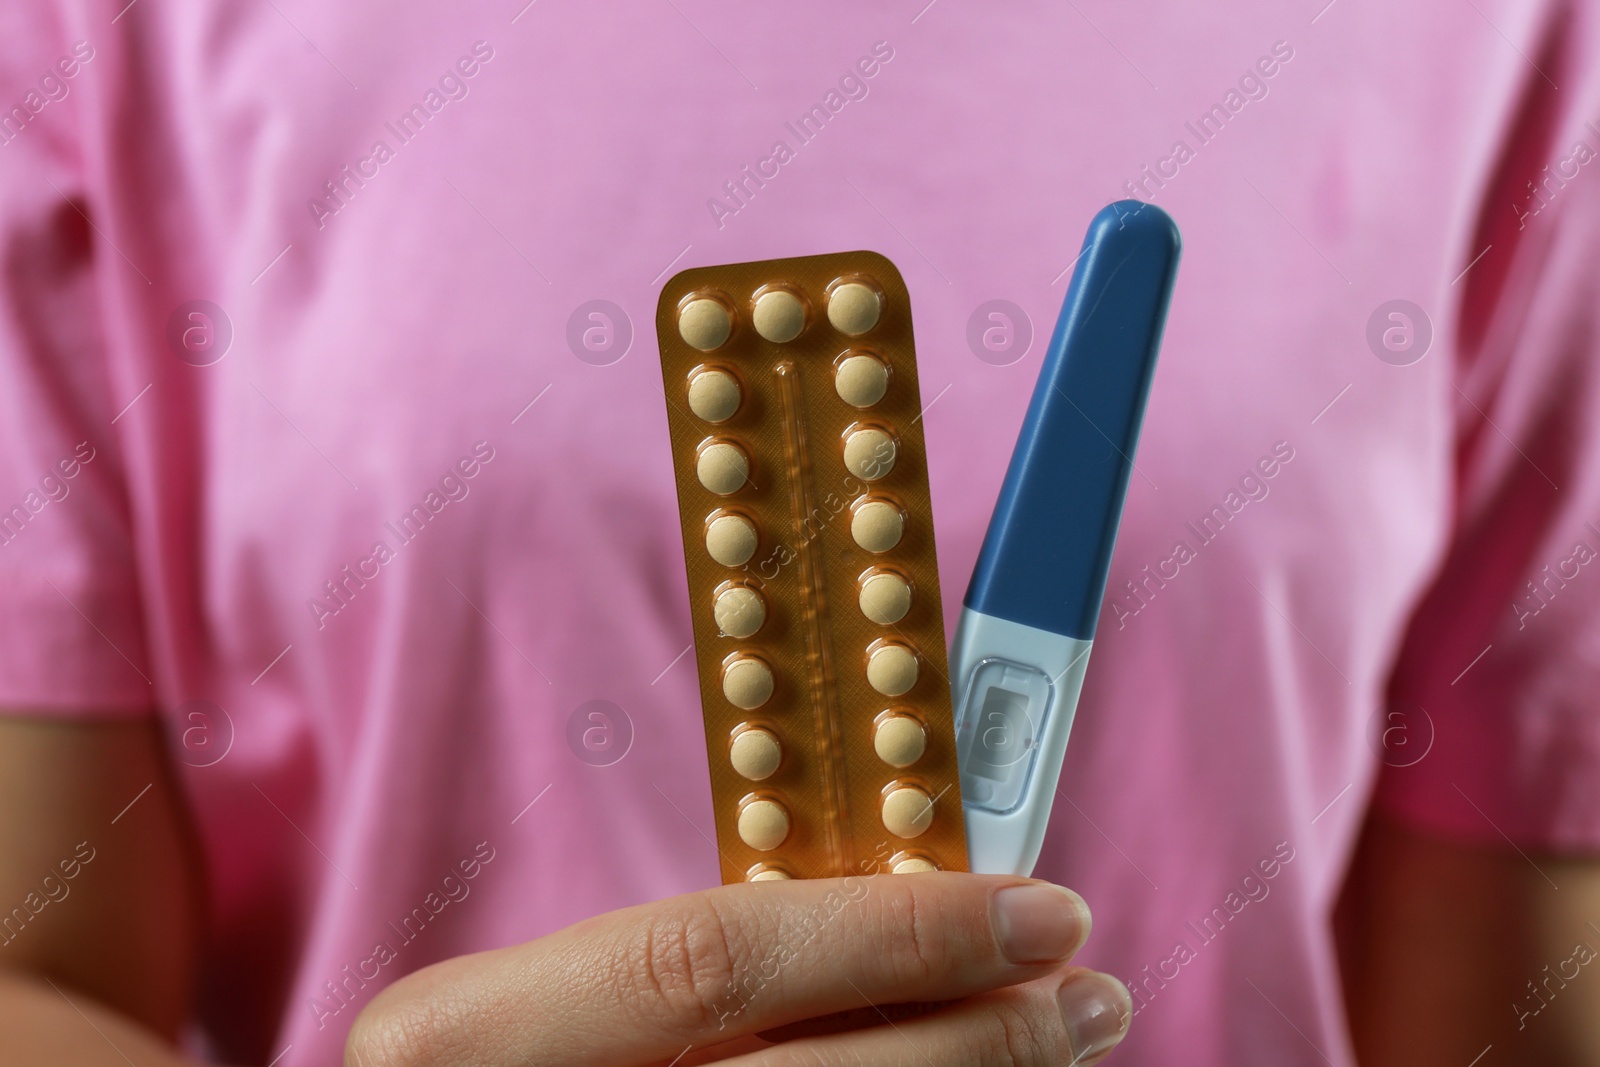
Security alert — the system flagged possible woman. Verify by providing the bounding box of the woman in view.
[2,1,1598,1063]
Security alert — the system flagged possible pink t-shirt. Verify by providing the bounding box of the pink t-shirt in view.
[5,1,1600,1063]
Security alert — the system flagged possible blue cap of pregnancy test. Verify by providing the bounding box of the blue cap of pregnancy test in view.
[963,200,1181,641]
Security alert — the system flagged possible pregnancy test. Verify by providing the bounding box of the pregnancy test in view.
[953,200,1180,877]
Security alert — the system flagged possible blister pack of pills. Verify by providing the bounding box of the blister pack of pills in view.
[655,251,968,884]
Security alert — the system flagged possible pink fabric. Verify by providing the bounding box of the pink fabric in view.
[4,1,1600,1063]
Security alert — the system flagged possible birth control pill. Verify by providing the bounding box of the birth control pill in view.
[843,428,896,481]
[828,282,881,336]
[705,514,758,567]
[714,586,766,639]
[874,715,926,768]
[867,644,918,697]
[723,657,775,710]
[687,369,741,423]
[882,786,935,839]
[697,442,749,495]
[859,572,912,625]
[679,297,733,351]
[738,799,790,851]
[835,354,889,408]
[752,290,806,343]
[729,727,782,781]
[658,250,968,884]
[851,500,904,553]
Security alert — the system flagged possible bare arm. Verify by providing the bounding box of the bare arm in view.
[1340,811,1600,1067]
[0,716,206,1065]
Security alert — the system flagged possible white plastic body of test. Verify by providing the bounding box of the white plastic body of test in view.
[950,606,1093,877]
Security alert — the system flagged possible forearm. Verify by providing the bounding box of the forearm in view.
[0,718,204,1053]
[0,971,212,1066]
[1340,812,1600,1066]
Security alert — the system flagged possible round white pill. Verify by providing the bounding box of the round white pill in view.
[705,514,758,567]
[828,282,881,336]
[891,856,937,874]
[874,715,926,768]
[723,657,774,709]
[835,355,889,407]
[738,799,790,851]
[843,428,896,481]
[679,298,732,351]
[752,290,806,343]
[866,644,918,697]
[714,586,766,639]
[697,442,749,495]
[851,501,904,553]
[859,572,912,625]
[882,786,934,839]
[687,369,741,423]
[749,867,791,881]
[729,728,782,781]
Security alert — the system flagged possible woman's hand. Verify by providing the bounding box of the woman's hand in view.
[346,872,1131,1066]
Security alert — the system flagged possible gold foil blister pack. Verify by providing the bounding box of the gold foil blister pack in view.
[656,250,967,884]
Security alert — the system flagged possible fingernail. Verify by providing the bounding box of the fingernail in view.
[990,883,1090,963]
[1058,972,1132,1062]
